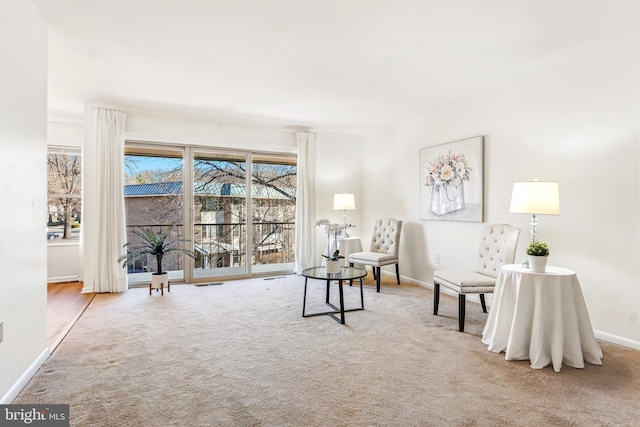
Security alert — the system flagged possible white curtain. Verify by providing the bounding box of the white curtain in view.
[93,109,128,292]
[293,132,317,274]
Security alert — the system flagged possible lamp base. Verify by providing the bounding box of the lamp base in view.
[341,210,350,237]
[529,213,539,243]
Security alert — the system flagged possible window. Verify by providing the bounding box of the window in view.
[123,144,297,284]
[124,145,185,284]
[202,198,224,212]
[47,147,82,241]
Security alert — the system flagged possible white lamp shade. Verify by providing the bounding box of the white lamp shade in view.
[333,193,355,210]
[509,182,560,215]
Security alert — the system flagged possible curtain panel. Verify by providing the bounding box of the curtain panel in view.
[293,132,317,273]
[92,108,128,292]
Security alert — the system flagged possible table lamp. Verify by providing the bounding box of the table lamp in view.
[509,181,560,243]
[333,193,355,237]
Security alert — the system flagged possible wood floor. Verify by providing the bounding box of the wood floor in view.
[47,282,95,353]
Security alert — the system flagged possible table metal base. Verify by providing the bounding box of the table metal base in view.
[302,277,364,324]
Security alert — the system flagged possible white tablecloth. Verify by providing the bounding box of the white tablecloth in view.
[482,264,603,372]
[323,236,363,267]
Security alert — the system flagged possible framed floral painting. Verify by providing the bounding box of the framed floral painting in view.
[419,136,484,222]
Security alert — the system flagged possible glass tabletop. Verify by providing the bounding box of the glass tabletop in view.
[302,266,367,280]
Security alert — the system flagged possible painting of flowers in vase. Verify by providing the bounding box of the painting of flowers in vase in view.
[420,136,484,222]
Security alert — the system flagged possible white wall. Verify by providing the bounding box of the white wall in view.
[314,131,365,258]
[364,43,640,348]
[48,119,83,148]
[47,120,83,283]
[0,1,49,402]
[47,243,81,283]
[125,109,301,152]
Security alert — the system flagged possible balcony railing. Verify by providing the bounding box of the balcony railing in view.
[194,221,295,268]
[124,221,295,273]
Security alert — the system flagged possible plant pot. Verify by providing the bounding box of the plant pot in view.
[528,255,548,273]
[325,260,341,274]
[151,273,169,289]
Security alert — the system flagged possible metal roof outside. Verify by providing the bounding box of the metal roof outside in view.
[124,181,295,199]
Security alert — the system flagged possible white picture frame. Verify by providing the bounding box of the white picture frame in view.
[419,136,484,222]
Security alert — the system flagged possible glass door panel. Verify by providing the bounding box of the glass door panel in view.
[251,154,297,274]
[192,151,248,280]
[124,146,185,286]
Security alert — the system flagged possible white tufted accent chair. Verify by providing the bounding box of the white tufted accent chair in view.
[349,218,402,292]
[433,223,520,332]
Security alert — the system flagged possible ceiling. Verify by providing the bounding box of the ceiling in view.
[32,0,638,134]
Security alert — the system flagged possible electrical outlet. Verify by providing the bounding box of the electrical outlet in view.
[434,254,440,264]
[0,321,3,344]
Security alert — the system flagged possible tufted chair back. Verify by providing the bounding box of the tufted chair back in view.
[475,224,520,278]
[369,218,402,256]
[433,223,520,331]
[349,218,403,293]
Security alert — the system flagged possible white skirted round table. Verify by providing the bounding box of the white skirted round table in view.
[323,236,363,268]
[482,264,603,372]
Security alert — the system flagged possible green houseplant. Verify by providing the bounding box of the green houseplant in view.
[118,224,196,290]
[526,241,549,272]
[526,241,549,256]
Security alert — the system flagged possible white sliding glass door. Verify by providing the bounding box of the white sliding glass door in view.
[250,154,297,275]
[124,145,186,286]
[123,143,296,286]
[192,151,249,280]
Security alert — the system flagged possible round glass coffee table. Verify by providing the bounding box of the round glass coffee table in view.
[302,266,367,324]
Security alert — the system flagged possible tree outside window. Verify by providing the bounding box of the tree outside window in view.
[47,150,81,241]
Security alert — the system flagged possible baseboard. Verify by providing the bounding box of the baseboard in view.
[47,275,80,283]
[0,348,50,404]
[81,284,94,294]
[391,271,640,351]
[594,330,640,350]
[399,274,485,304]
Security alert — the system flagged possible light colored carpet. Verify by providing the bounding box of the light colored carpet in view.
[14,274,640,426]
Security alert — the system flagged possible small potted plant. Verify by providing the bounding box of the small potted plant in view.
[526,241,549,273]
[118,224,196,292]
[323,249,345,274]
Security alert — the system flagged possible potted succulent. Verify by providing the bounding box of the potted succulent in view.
[322,249,345,274]
[118,224,196,291]
[526,241,549,273]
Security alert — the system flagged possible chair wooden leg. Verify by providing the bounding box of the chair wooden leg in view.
[395,264,400,285]
[433,282,440,315]
[458,295,466,332]
[376,267,381,292]
[480,294,487,313]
